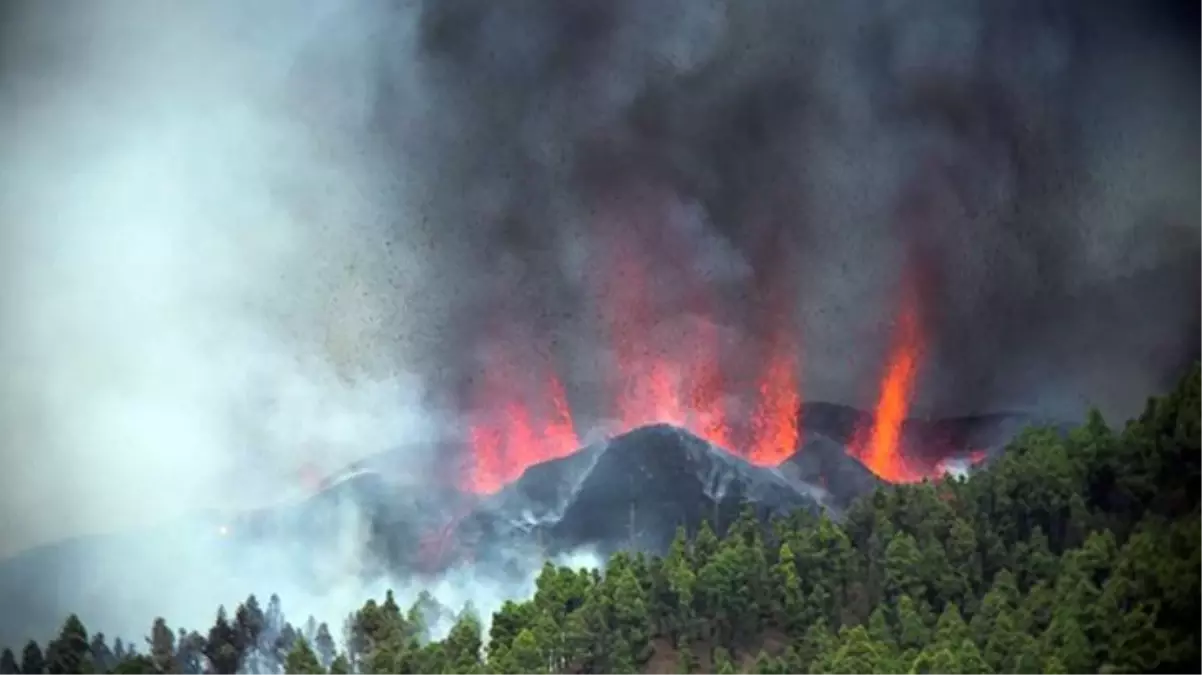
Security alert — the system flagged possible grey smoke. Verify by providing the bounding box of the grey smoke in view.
[394,0,1198,422]
[0,0,1196,651]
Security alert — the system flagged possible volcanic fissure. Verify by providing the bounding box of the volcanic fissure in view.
[458,244,976,496]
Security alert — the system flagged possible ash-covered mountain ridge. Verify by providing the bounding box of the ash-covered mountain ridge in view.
[3,403,1051,570]
[459,423,823,562]
[234,401,1051,574]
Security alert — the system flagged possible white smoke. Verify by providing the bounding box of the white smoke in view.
[0,0,507,648]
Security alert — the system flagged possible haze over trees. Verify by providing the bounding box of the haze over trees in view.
[3,365,1198,674]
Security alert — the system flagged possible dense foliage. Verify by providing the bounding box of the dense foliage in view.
[4,366,1198,674]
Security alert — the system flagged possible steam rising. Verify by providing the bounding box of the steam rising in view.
[0,0,1196,650]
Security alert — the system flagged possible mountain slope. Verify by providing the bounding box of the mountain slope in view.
[453,424,823,562]
[778,432,883,510]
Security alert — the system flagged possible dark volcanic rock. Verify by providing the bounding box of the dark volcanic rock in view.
[784,403,1058,507]
[548,424,821,553]
[800,402,1044,454]
[798,402,874,443]
[779,432,883,509]
[459,424,823,561]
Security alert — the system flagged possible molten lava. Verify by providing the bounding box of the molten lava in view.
[852,285,924,482]
[594,221,801,469]
[462,341,581,495]
[458,198,981,494]
[459,205,805,494]
[747,330,801,466]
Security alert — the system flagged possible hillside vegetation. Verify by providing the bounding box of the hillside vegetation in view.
[4,365,1199,674]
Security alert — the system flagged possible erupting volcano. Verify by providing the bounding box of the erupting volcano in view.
[850,280,925,482]
[458,207,982,495]
[461,335,581,495]
[458,277,980,496]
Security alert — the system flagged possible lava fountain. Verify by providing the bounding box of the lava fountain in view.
[455,204,979,495]
[851,276,927,482]
[462,334,581,495]
[457,204,805,494]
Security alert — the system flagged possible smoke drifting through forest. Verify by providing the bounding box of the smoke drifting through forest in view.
[0,0,1196,650]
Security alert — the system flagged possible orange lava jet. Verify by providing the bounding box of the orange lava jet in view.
[593,219,800,469]
[462,339,581,495]
[853,284,924,482]
[456,234,980,494]
[747,329,800,466]
[459,205,804,494]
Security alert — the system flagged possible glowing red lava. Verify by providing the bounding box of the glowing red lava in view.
[458,208,804,494]
[746,329,800,466]
[462,339,581,495]
[457,209,976,495]
[851,286,925,483]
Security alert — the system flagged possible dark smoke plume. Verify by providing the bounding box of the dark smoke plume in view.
[355,0,1198,428]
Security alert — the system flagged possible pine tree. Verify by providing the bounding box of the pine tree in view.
[507,629,544,674]
[148,617,176,674]
[175,631,206,675]
[611,567,652,667]
[694,521,719,568]
[884,533,925,602]
[0,649,16,675]
[1042,654,1068,674]
[443,611,483,674]
[87,633,113,673]
[1042,614,1093,674]
[111,637,127,664]
[675,640,699,674]
[981,610,1023,673]
[712,646,735,675]
[895,595,929,652]
[205,606,242,674]
[46,615,90,674]
[328,653,350,674]
[955,639,989,674]
[771,542,806,634]
[796,619,834,673]
[867,605,895,648]
[283,638,323,675]
[824,626,882,674]
[1011,635,1044,674]
[933,603,968,647]
[312,622,336,670]
[754,649,782,674]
